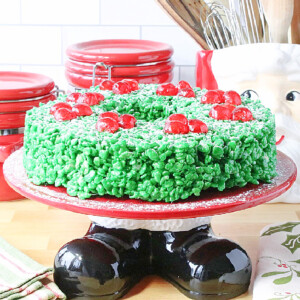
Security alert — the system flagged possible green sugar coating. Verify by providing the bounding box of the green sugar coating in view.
[23,84,277,202]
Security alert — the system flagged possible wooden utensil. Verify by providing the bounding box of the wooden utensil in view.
[260,0,294,43]
[291,0,300,43]
[157,0,270,50]
[156,0,212,49]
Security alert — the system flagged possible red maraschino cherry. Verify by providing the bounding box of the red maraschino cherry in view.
[164,114,189,134]
[209,104,234,120]
[119,114,137,129]
[188,119,208,133]
[168,114,188,125]
[177,80,192,90]
[98,79,114,91]
[112,81,131,94]
[178,88,196,98]
[72,103,93,117]
[50,102,72,115]
[232,107,254,122]
[53,108,77,121]
[223,103,236,115]
[122,79,139,92]
[164,122,189,134]
[156,83,178,96]
[216,89,225,98]
[77,92,105,106]
[224,91,242,105]
[201,90,225,104]
[66,92,81,103]
[96,118,119,133]
[98,111,119,122]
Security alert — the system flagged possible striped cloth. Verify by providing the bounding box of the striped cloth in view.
[0,237,66,300]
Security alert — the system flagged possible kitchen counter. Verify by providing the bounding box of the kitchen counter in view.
[0,199,299,299]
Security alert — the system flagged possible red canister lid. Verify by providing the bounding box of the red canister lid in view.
[0,71,55,100]
[66,39,173,65]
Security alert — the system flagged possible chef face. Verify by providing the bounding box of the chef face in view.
[225,74,300,123]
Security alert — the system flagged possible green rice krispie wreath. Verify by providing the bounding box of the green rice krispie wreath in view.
[23,82,277,202]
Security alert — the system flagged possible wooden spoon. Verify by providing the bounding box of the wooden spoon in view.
[156,0,212,49]
[260,0,294,43]
[291,0,300,43]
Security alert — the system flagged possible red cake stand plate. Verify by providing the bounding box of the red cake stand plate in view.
[4,149,297,220]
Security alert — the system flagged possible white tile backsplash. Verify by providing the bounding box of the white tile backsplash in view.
[62,26,140,61]
[171,66,180,85]
[0,65,21,71]
[0,0,21,24]
[0,0,198,90]
[100,0,175,26]
[21,0,100,25]
[142,26,200,66]
[0,26,62,65]
[179,66,196,87]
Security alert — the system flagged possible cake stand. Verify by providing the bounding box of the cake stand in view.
[4,149,297,300]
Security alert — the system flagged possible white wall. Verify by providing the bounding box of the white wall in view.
[0,0,200,90]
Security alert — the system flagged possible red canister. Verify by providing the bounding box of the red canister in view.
[0,71,57,201]
[65,39,175,90]
[0,133,23,200]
